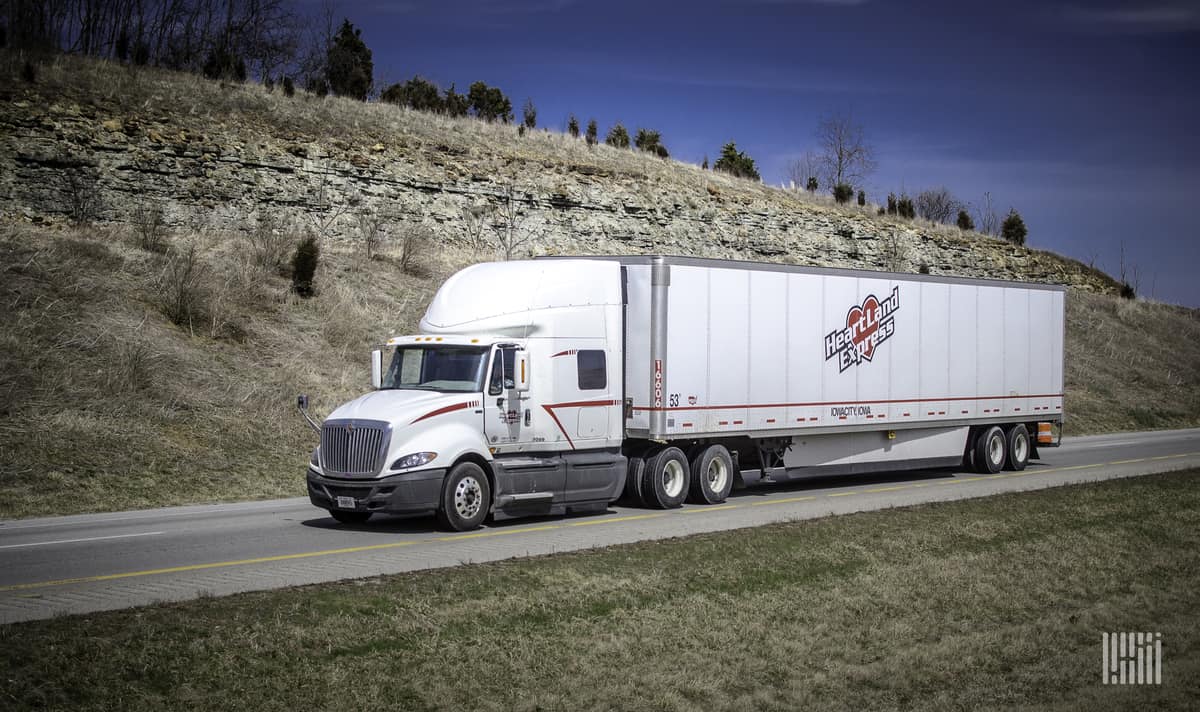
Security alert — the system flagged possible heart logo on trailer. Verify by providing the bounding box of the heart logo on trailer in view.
[823,287,901,372]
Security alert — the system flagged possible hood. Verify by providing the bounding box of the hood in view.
[326,389,470,425]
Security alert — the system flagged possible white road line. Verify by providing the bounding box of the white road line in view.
[0,531,165,550]
[0,500,308,531]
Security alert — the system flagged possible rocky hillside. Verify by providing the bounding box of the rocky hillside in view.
[4,53,1195,521]
[1,53,1119,293]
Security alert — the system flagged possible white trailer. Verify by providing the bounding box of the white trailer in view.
[300,256,1065,530]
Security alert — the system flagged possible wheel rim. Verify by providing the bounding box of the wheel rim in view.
[988,432,1004,466]
[1014,433,1028,463]
[454,476,483,519]
[662,459,685,498]
[706,456,729,494]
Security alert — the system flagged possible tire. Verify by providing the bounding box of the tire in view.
[1005,424,1030,471]
[436,462,491,531]
[974,426,1006,474]
[639,446,689,509]
[623,453,646,503]
[329,510,371,524]
[688,444,734,504]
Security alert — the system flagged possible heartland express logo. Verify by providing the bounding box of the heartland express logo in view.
[823,287,900,372]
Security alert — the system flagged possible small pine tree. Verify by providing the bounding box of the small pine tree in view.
[291,235,320,297]
[605,123,630,149]
[833,183,854,204]
[467,81,513,123]
[887,193,897,215]
[713,142,760,180]
[567,115,579,138]
[585,119,598,146]
[522,98,537,129]
[1120,282,1136,299]
[805,176,818,192]
[326,19,373,101]
[1001,209,1027,245]
[115,30,130,62]
[132,40,150,66]
[701,156,708,170]
[282,76,295,97]
[443,83,468,117]
[381,76,444,112]
[956,209,974,231]
[897,195,915,219]
[634,128,666,155]
[21,60,36,83]
[857,190,866,206]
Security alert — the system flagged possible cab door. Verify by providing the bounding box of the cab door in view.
[483,344,566,506]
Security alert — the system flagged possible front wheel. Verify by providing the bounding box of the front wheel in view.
[437,462,491,531]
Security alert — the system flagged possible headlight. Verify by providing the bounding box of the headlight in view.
[310,448,320,467]
[391,451,438,470]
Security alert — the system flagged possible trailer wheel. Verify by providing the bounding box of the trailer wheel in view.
[974,426,1006,474]
[1005,424,1030,471]
[329,510,371,524]
[640,446,689,509]
[436,462,491,531]
[688,444,734,504]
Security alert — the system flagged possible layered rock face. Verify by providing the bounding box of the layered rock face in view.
[0,63,1117,294]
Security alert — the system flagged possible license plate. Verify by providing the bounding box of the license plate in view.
[336,496,356,509]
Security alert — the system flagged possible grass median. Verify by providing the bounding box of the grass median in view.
[3,470,1198,711]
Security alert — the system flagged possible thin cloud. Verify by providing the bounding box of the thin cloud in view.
[1061,2,1200,33]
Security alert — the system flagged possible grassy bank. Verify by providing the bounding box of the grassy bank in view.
[3,470,1198,710]
[2,223,1199,519]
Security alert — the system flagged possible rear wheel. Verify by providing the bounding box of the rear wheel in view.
[639,446,689,509]
[1005,424,1030,471]
[688,444,734,504]
[974,426,1006,474]
[437,462,491,531]
[329,510,371,524]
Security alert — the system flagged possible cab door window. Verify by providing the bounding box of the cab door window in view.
[488,347,517,395]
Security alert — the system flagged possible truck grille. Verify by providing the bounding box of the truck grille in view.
[320,419,390,477]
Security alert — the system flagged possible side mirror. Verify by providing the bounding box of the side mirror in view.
[296,393,320,434]
[371,349,383,389]
[515,351,530,392]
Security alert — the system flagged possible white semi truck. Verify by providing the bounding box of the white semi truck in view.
[299,256,1065,530]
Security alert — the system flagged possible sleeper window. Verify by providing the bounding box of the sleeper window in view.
[577,350,606,390]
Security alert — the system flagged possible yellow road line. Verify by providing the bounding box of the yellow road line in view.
[681,504,740,514]
[1109,458,1146,465]
[433,525,561,542]
[827,491,857,497]
[749,496,817,507]
[0,540,421,593]
[864,485,911,493]
[567,513,666,527]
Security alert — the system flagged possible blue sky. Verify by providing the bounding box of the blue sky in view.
[342,0,1199,306]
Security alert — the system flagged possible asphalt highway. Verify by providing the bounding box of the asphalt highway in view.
[1,428,1197,624]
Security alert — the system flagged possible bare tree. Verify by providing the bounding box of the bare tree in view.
[915,187,963,224]
[460,203,493,253]
[816,112,876,191]
[785,150,822,192]
[976,191,1000,237]
[491,185,539,260]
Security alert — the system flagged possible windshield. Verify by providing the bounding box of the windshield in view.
[381,345,488,393]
